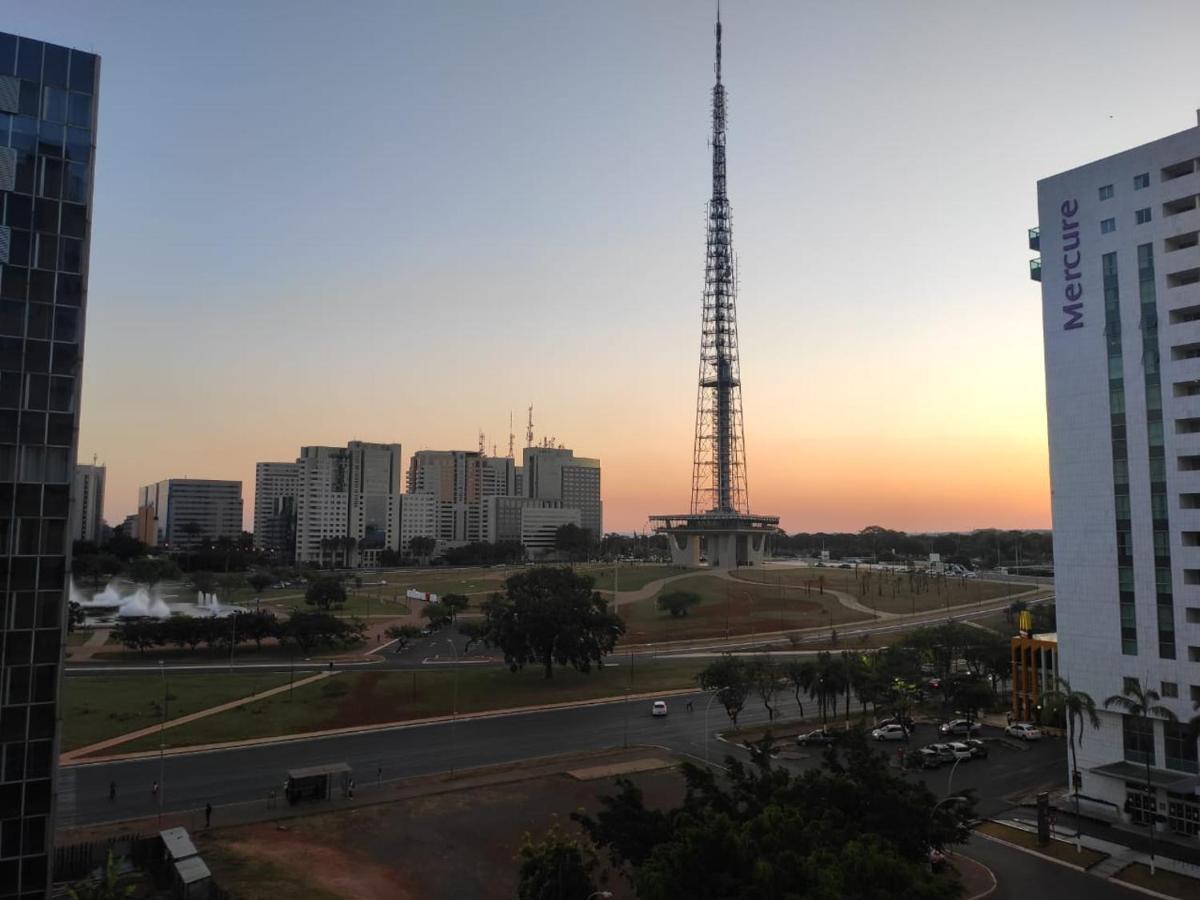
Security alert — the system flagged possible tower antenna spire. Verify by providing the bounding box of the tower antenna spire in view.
[715,1,722,83]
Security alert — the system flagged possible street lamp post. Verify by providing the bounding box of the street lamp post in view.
[158,660,167,824]
[446,638,459,776]
[928,794,968,852]
[703,690,720,766]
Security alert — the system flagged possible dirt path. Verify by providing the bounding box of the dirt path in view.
[67,628,112,661]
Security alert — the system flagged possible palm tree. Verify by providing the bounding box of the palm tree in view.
[1043,676,1100,851]
[1104,680,1177,874]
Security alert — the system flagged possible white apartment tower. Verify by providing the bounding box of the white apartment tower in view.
[292,441,402,565]
[1036,111,1200,837]
[70,463,106,544]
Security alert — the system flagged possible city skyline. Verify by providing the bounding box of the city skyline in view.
[8,1,1200,534]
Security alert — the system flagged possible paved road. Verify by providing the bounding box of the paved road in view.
[963,834,1142,899]
[58,692,1065,831]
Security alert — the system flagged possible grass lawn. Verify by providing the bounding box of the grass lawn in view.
[578,564,686,594]
[62,673,292,752]
[619,575,868,643]
[1113,862,1200,899]
[732,568,1040,616]
[263,590,411,618]
[974,822,1107,869]
[111,660,707,754]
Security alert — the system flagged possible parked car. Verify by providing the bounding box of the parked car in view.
[651,701,668,717]
[926,743,958,764]
[946,741,973,761]
[964,738,989,759]
[913,747,942,769]
[939,719,981,736]
[876,715,915,732]
[796,728,836,746]
[1006,722,1041,741]
[872,724,908,742]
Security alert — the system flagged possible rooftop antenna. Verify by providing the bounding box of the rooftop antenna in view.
[526,405,534,448]
[508,412,515,459]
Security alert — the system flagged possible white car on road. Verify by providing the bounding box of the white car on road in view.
[1006,722,1041,741]
[651,701,668,717]
[871,724,907,741]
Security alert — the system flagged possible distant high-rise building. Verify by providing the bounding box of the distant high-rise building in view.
[1034,111,1200,830]
[0,30,101,896]
[522,446,602,537]
[253,462,299,557]
[136,479,243,548]
[407,450,513,543]
[69,463,105,544]
[292,442,402,565]
[399,491,438,554]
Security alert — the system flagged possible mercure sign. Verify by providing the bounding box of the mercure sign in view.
[1060,199,1083,331]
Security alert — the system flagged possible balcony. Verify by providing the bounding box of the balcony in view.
[1029,257,1042,282]
[1028,227,1040,252]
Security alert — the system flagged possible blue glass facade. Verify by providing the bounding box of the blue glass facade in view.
[0,31,98,900]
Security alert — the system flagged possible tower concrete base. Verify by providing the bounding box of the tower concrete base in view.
[650,512,780,570]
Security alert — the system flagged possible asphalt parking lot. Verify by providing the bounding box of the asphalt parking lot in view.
[780,722,1066,818]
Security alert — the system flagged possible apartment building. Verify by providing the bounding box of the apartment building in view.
[136,479,243,549]
[252,461,298,557]
[69,463,104,544]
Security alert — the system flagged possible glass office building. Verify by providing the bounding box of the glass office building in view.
[0,32,99,899]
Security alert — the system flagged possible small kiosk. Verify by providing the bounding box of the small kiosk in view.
[285,763,353,804]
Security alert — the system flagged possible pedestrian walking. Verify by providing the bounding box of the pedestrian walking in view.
[151,781,159,800]
[108,781,116,802]
[205,802,212,829]
[347,777,355,799]
[686,700,694,712]
[376,766,382,784]
[1006,710,1013,727]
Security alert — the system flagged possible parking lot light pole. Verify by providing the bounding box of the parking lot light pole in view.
[928,794,968,850]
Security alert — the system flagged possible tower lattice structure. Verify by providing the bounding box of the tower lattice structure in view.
[691,11,749,516]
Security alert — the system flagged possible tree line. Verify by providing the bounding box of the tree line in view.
[774,524,1053,568]
[112,610,365,655]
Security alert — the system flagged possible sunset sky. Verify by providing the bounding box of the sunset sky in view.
[11,0,1200,534]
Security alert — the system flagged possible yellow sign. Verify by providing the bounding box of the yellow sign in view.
[1018,610,1033,633]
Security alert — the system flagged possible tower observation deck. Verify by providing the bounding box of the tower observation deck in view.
[650,9,780,568]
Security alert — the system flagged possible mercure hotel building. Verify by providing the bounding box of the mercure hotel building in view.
[1036,111,1200,838]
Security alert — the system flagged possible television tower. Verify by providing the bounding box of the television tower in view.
[691,6,747,515]
[650,7,778,568]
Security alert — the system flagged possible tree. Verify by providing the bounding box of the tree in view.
[949,679,993,728]
[479,567,624,679]
[553,523,591,562]
[747,657,783,722]
[1105,679,1177,873]
[515,824,601,900]
[305,575,347,610]
[67,850,135,900]
[74,553,122,591]
[458,620,487,654]
[246,571,275,596]
[698,654,751,730]
[384,624,421,652]
[127,557,181,591]
[441,593,469,621]
[656,590,701,618]
[408,535,436,564]
[421,602,456,632]
[1043,676,1100,851]
[237,611,278,650]
[217,572,246,605]
[573,729,972,900]
[785,660,815,717]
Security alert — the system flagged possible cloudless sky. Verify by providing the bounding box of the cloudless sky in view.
[8,0,1200,533]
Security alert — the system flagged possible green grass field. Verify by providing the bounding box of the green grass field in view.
[62,673,292,752]
[731,568,1039,616]
[109,660,707,754]
[619,574,866,643]
[579,564,684,594]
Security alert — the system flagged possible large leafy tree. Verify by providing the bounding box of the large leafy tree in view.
[656,590,701,618]
[515,824,601,900]
[305,575,347,610]
[127,557,181,591]
[574,730,972,900]
[480,567,624,679]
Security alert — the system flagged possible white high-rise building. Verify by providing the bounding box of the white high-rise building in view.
[522,446,602,537]
[292,442,402,565]
[70,463,106,544]
[399,492,439,554]
[253,462,299,556]
[1036,111,1200,835]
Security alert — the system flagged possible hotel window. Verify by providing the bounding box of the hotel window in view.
[1162,681,1179,698]
[1136,207,1153,225]
[1102,218,1117,234]
[1100,184,1114,200]
[1165,721,1199,773]
[1123,676,1140,693]
[1135,173,1151,190]
[1123,715,1155,765]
